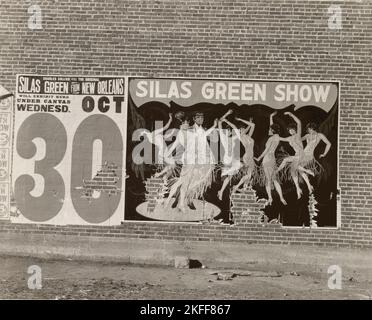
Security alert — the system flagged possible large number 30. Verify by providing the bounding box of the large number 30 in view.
[15,113,123,224]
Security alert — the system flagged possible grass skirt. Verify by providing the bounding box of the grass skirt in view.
[276,152,324,184]
[237,160,260,186]
[155,163,180,179]
[168,164,215,204]
[256,154,280,189]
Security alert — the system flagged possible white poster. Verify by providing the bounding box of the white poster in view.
[12,75,126,225]
[0,85,12,220]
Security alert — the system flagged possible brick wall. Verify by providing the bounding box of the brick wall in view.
[1,0,371,247]
[80,162,121,200]
[145,177,167,213]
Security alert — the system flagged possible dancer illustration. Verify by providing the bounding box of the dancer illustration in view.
[217,110,241,200]
[255,112,287,205]
[139,113,176,179]
[301,122,332,174]
[232,117,257,193]
[276,112,314,198]
[139,113,172,164]
[165,112,218,213]
[162,114,191,207]
[153,113,193,179]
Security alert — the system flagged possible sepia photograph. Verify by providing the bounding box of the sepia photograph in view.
[0,0,371,311]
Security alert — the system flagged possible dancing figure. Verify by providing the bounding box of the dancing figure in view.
[217,110,241,200]
[276,112,314,198]
[165,112,218,213]
[139,113,174,177]
[301,122,332,174]
[163,115,191,207]
[255,112,287,205]
[232,117,257,193]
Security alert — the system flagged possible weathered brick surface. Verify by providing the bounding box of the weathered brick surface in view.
[145,177,166,212]
[80,162,121,199]
[1,0,371,247]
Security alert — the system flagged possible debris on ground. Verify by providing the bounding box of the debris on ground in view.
[1,256,371,300]
[209,270,282,279]
[216,273,237,281]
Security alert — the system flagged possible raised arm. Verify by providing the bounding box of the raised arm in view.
[285,112,301,137]
[220,109,233,121]
[236,117,252,126]
[153,114,173,136]
[236,117,255,137]
[223,118,238,131]
[319,133,331,158]
[217,119,229,149]
[269,111,277,126]
[222,118,240,139]
[248,122,255,137]
[205,118,218,136]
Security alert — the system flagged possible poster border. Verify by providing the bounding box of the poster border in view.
[13,74,127,225]
[125,76,341,230]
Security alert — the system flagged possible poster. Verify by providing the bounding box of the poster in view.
[0,85,13,220]
[125,78,339,227]
[12,75,126,225]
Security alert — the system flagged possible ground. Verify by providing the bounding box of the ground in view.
[0,255,371,300]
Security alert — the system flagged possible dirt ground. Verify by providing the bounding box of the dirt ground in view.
[0,255,371,300]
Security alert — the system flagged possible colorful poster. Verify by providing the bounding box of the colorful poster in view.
[12,75,126,225]
[125,78,339,227]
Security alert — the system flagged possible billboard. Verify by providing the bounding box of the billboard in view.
[11,75,339,228]
[126,78,339,227]
[12,75,126,225]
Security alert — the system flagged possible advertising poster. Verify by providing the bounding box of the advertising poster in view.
[12,75,126,225]
[0,85,13,220]
[125,78,339,227]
